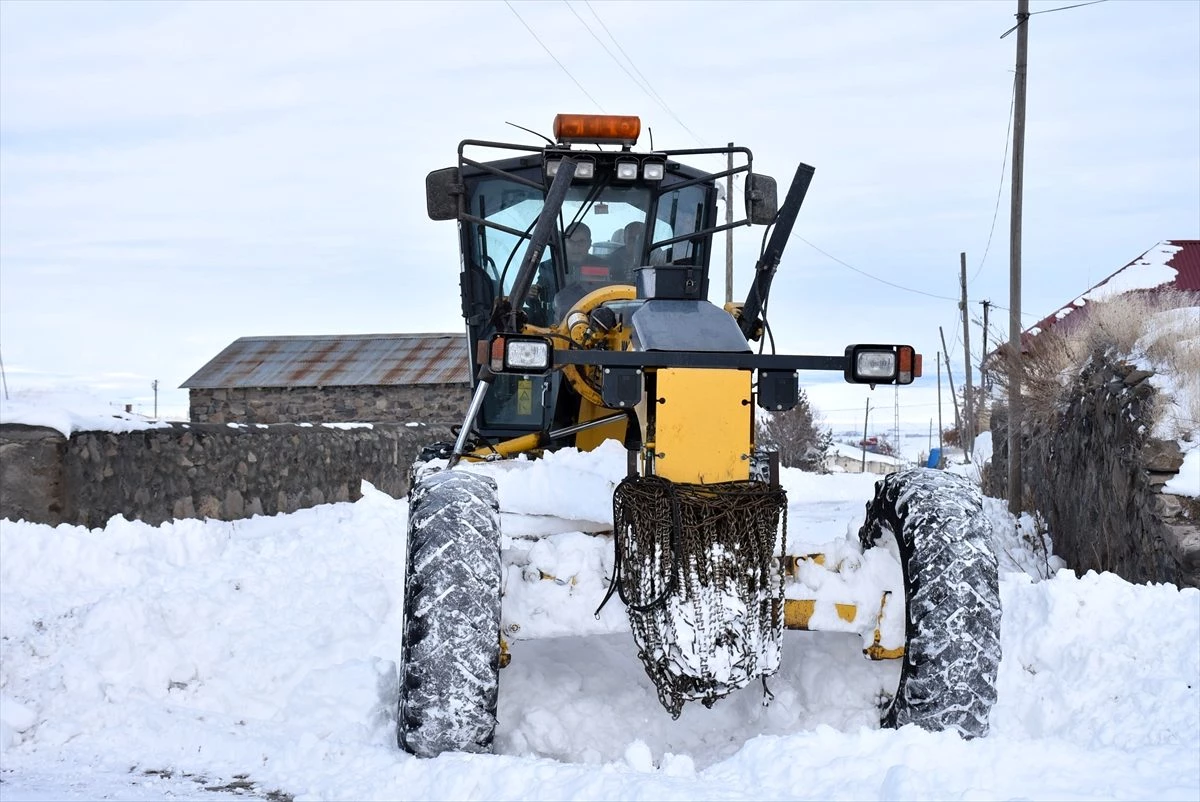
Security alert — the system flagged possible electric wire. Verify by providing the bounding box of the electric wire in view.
[974,77,1016,283]
[565,0,707,146]
[1030,0,1108,16]
[581,0,708,147]
[505,0,606,112]
[819,401,949,414]
[1001,0,1108,37]
[562,2,646,93]
[513,1,1042,333]
[792,234,960,302]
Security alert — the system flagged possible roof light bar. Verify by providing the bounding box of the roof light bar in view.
[553,114,640,146]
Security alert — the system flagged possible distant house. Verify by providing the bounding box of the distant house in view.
[181,333,472,424]
[826,442,906,475]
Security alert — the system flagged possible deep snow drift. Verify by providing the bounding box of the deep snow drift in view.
[2,438,1198,801]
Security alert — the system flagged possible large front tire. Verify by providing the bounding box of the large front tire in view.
[859,468,1001,739]
[398,469,502,758]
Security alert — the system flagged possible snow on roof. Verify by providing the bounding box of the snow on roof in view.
[829,441,906,465]
[1025,239,1199,339]
[0,387,174,437]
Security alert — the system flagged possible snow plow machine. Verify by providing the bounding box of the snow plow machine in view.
[400,114,1002,758]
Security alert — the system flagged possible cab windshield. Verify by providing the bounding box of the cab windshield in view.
[466,179,708,325]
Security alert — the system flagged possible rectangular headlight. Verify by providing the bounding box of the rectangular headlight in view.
[545,160,561,178]
[856,350,896,379]
[575,160,595,179]
[842,345,920,385]
[506,339,550,371]
[615,160,638,180]
[643,162,664,181]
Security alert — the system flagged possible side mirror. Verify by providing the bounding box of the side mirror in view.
[744,173,778,225]
[426,167,462,221]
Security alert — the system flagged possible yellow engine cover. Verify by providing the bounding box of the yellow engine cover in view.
[652,368,751,484]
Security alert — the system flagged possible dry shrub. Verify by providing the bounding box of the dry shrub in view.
[941,426,961,447]
[993,289,1199,437]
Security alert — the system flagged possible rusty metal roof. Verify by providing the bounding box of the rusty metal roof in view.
[181,333,471,389]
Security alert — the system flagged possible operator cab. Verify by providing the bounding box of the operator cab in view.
[426,114,778,440]
[453,128,717,329]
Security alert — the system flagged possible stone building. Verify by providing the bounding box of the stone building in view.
[182,333,472,425]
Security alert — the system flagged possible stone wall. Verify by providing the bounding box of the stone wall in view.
[985,357,1199,588]
[1,422,455,528]
[0,425,67,524]
[188,384,472,425]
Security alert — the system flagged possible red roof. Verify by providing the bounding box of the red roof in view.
[1025,239,1200,343]
[1168,239,1200,291]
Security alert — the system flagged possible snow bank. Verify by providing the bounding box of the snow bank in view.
[2,448,1198,800]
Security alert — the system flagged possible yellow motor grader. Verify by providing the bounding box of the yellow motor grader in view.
[399,114,1001,758]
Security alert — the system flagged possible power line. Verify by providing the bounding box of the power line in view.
[581,0,707,147]
[504,0,605,112]
[563,1,687,136]
[817,401,953,414]
[1001,0,1107,37]
[1030,0,1108,15]
[514,1,1039,324]
[973,77,1016,283]
[793,234,960,302]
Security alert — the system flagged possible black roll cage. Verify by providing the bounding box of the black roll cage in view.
[452,138,757,261]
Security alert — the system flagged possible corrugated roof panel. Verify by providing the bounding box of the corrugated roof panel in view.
[181,333,471,389]
[1166,239,1200,291]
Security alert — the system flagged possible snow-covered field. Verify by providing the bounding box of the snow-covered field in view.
[1,420,1198,800]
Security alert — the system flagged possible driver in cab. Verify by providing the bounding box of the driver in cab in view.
[563,222,608,280]
[529,222,604,326]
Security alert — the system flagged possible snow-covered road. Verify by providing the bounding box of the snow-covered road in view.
[2,446,1198,800]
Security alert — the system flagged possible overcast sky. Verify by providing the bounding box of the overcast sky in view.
[1,0,1197,424]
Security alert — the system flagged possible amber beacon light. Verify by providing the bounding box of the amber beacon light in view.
[553,114,641,146]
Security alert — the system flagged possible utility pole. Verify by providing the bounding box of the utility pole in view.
[939,326,962,441]
[980,300,991,391]
[725,143,734,304]
[959,252,974,457]
[936,354,944,468]
[152,379,159,419]
[893,383,900,461]
[1008,0,1030,515]
[861,398,871,473]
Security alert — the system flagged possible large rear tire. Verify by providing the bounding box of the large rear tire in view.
[398,469,503,758]
[859,468,1001,739]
